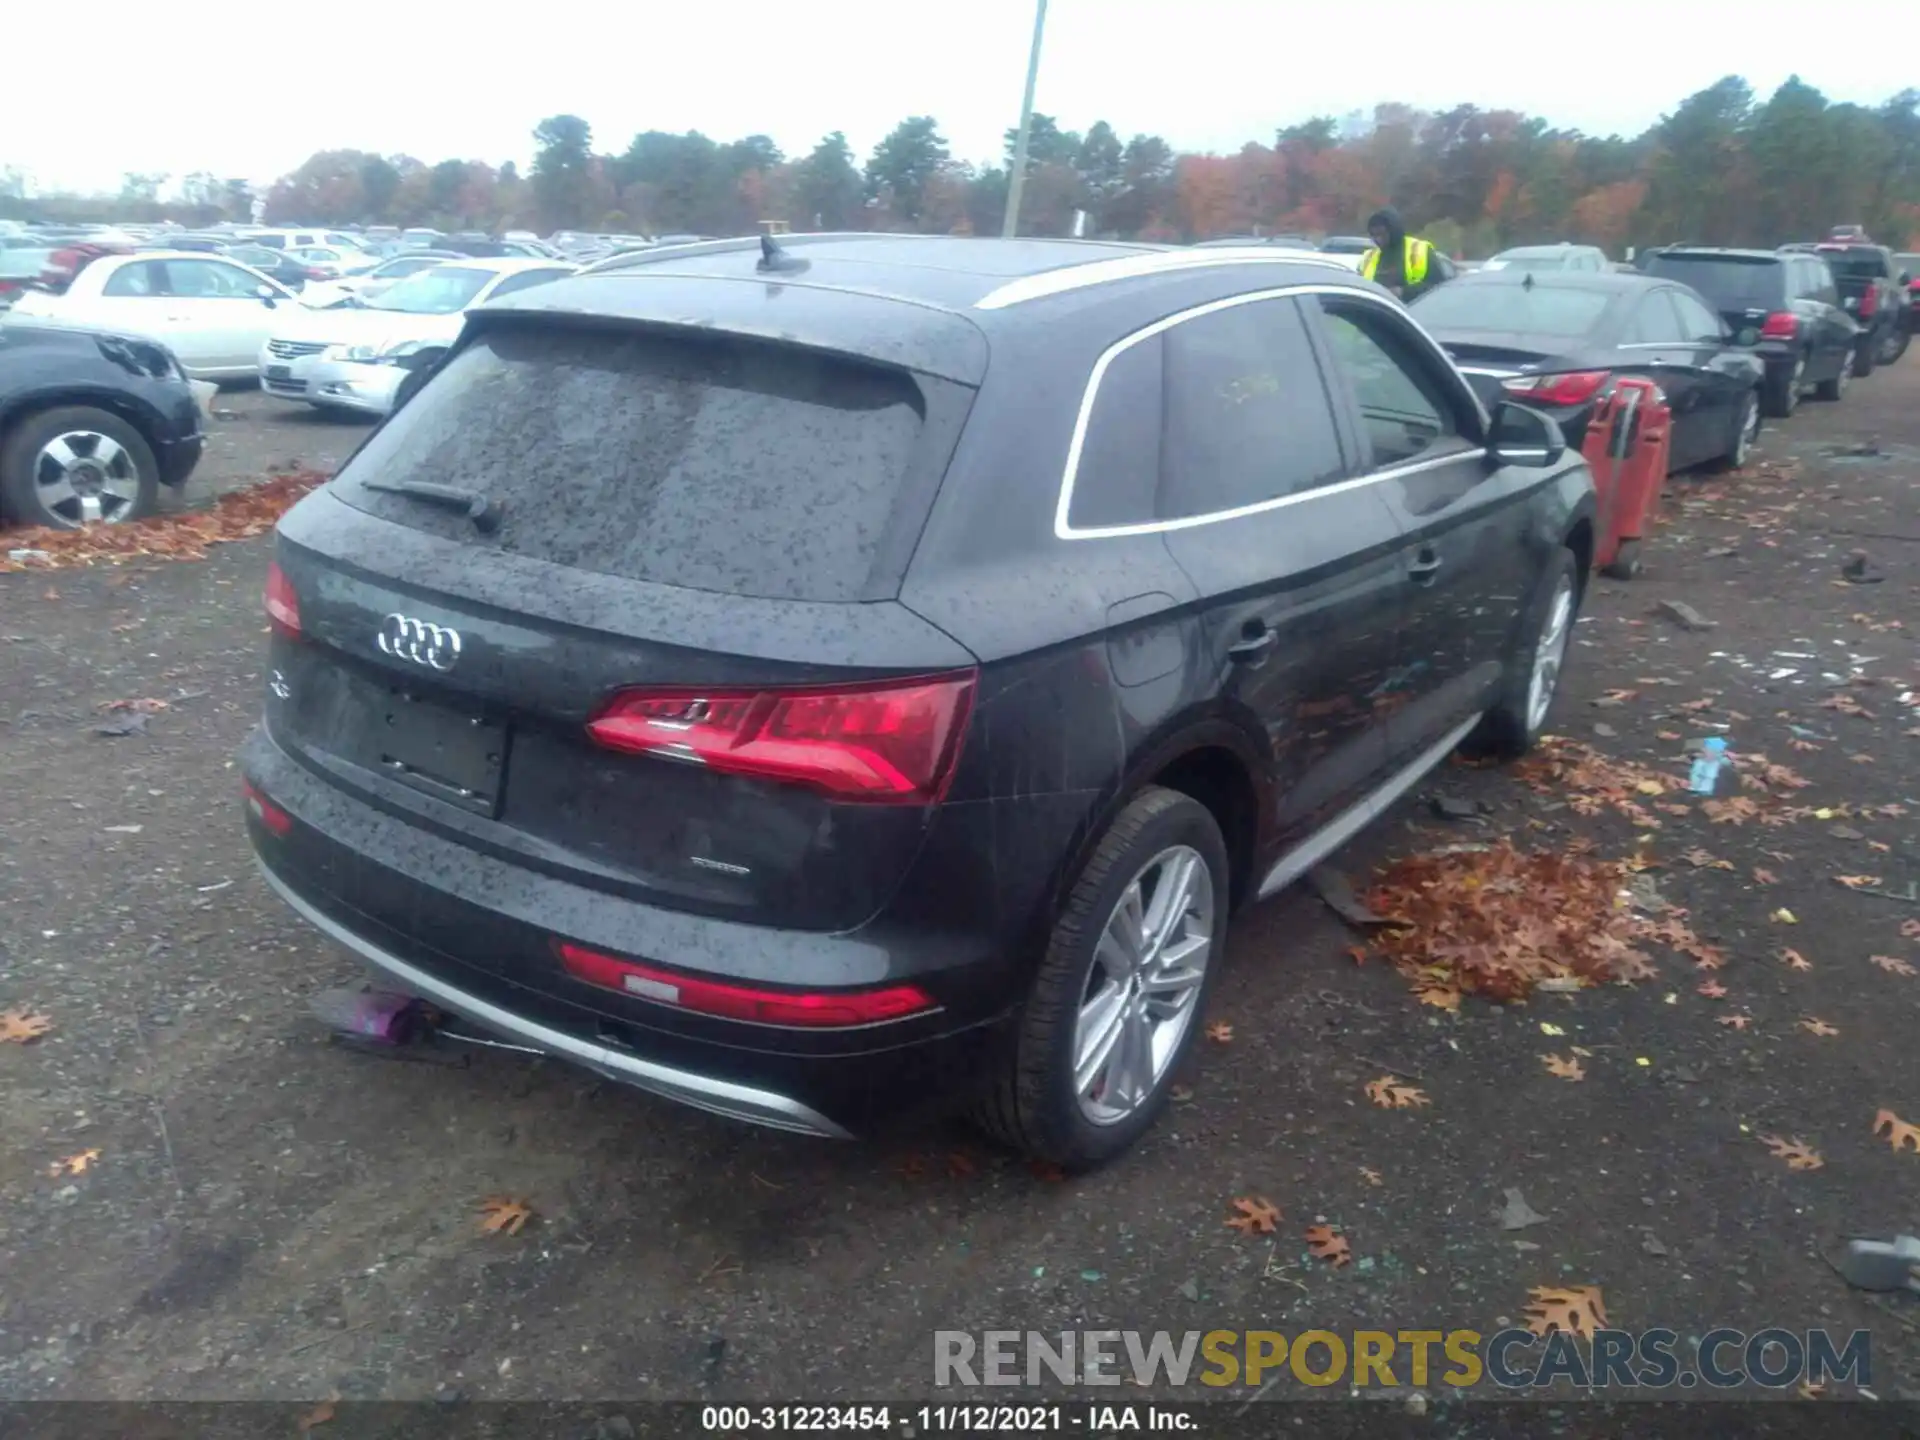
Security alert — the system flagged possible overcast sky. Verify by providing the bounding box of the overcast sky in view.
[8,0,1914,196]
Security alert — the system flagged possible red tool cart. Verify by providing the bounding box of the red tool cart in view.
[1582,376,1672,579]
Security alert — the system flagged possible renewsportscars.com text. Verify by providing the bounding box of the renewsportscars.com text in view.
[933,1328,1871,1390]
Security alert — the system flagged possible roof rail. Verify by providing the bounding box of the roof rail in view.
[974,246,1357,311]
[577,231,950,277]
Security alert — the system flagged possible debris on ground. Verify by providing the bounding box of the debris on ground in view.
[1303,1225,1352,1267]
[0,467,329,573]
[1524,1285,1608,1338]
[1833,1235,1920,1293]
[1495,1188,1548,1231]
[1873,1110,1920,1154]
[1307,866,1391,927]
[1654,599,1716,631]
[0,1008,54,1043]
[1760,1136,1824,1171]
[477,1197,534,1235]
[91,713,150,738]
[1840,550,1885,584]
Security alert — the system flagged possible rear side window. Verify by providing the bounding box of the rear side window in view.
[333,326,931,603]
[1623,294,1688,345]
[1819,248,1887,280]
[1645,256,1783,311]
[1158,297,1346,517]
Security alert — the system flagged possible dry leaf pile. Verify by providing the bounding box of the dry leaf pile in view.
[1513,739,1677,826]
[1362,841,1662,1002]
[0,468,328,573]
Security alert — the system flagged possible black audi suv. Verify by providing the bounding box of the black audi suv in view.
[242,234,1595,1168]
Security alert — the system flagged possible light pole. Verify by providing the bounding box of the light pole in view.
[1001,0,1049,238]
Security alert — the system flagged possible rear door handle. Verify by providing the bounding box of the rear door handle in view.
[1408,549,1443,583]
[1227,622,1278,663]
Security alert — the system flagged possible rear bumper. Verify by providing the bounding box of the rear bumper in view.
[257,858,857,1138]
[240,725,1020,1137]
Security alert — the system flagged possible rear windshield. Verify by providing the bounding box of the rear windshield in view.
[332,325,929,603]
[1410,282,1610,338]
[1817,248,1888,280]
[1643,255,1783,309]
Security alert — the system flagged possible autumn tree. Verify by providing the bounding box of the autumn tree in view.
[792,132,864,230]
[531,114,596,230]
[866,116,949,225]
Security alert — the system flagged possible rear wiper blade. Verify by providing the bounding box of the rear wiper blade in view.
[361,480,502,534]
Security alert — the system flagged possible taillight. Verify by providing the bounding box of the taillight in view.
[242,779,292,836]
[304,266,328,280]
[1858,287,1878,318]
[555,940,937,1027]
[1502,370,1609,406]
[586,671,976,804]
[265,559,302,638]
[1760,311,1799,341]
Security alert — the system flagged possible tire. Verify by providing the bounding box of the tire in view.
[1815,353,1853,402]
[974,786,1229,1171]
[1760,355,1802,418]
[0,405,159,529]
[1464,546,1579,760]
[1702,390,1760,474]
[1848,337,1876,381]
[1878,324,1909,367]
[1599,538,1642,580]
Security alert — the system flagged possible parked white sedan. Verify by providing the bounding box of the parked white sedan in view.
[259,258,576,416]
[8,251,299,380]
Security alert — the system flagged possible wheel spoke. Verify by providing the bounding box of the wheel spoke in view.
[78,493,103,523]
[1073,985,1128,1097]
[1103,999,1153,1109]
[1141,851,1196,959]
[35,475,78,512]
[40,436,79,471]
[91,435,127,471]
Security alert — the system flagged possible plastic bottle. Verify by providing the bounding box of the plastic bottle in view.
[1688,737,1729,795]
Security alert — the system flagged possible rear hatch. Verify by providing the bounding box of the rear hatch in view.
[1644,253,1786,332]
[1817,245,1888,317]
[266,312,983,938]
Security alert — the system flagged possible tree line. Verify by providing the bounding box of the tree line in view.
[9,77,1918,254]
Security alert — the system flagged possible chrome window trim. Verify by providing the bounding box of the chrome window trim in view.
[975,249,1360,311]
[1054,282,1489,542]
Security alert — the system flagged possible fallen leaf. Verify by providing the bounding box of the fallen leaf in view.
[1789,738,1819,752]
[1028,1160,1067,1182]
[1656,729,1682,741]
[1205,1021,1234,1044]
[1523,1285,1608,1339]
[1226,1196,1280,1235]
[1541,1054,1586,1081]
[1904,920,1920,941]
[1539,1022,1566,1036]
[1869,955,1916,977]
[297,1401,336,1432]
[1682,848,1733,871]
[1798,1017,1839,1038]
[1834,875,1882,890]
[1873,1110,1920,1154]
[98,697,170,714]
[1752,867,1778,885]
[1760,1135,1823,1171]
[1781,949,1813,972]
[1679,697,1715,712]
[1358,1166,1383,1187]
[1414,982,1461,1011]
[945,1151,977,1179]
[1364,1076,1430,1110]
[1346,946,1368,966]
[1634,779,1666,796]
[1496,1187,1549,1230]
[477,1197,533,1235]
[46,1148,101,1177]
[1697,979,1728,999]
[0,1009,53,1044]
[1717,1014,1753,1031]
[1771,908,1798,924]
[1303,1225,1352,1267]
[1849,754,1874,765]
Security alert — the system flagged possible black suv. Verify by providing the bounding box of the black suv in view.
[1792,242,1909,369]
[242,235,1594,1168]
[1642,247,1858,417]
[0,317,204,527]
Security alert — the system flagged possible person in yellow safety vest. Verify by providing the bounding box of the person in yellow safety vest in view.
[1359,207,1445,301]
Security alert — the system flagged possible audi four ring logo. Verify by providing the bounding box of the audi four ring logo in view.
[377,614,463,671]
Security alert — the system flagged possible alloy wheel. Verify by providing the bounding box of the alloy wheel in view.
[1526,577,1575,733]
[1072,845,1214,1126]
[30,430,144,525]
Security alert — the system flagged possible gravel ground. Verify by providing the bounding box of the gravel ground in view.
[1,368,1916,1410]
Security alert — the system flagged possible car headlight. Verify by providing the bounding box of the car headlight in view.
[323,343,381,362]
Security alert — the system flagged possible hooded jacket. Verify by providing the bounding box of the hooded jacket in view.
[1362,207,1442,299]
